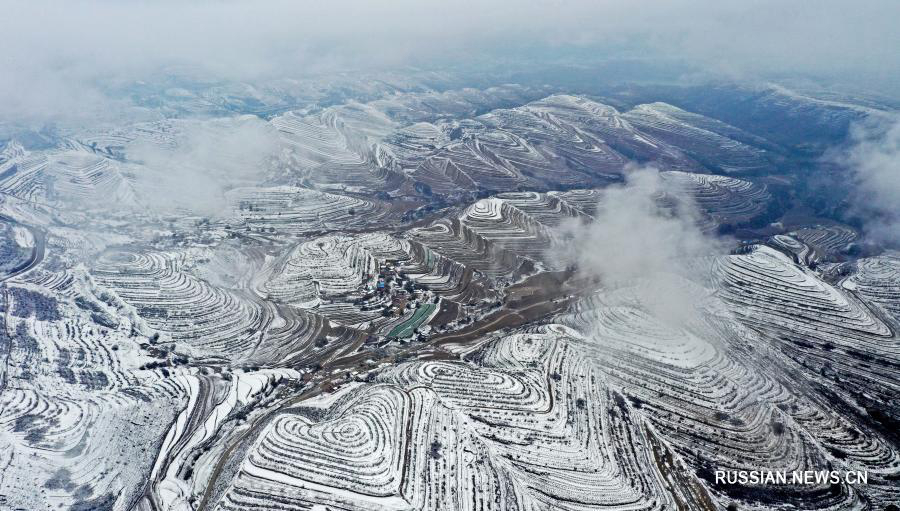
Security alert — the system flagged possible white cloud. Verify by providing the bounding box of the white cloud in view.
[127,116,281,217]
[553,165,727,327]
[842,115,900,244]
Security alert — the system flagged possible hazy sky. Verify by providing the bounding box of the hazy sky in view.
[4,0,899,126]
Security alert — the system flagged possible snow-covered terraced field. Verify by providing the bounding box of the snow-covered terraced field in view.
[92,251,270,359]
[0,282,189,510]
[523,95,696,172]
[660,171,772,230]
[215,330,689,510]
[2,81,898,511]
[263,236,375,306]
[844,253,900,322]
[227,186,393,235]
[623,103,774,174]
[550,247,900,508]
[406,219,525,279]
[274,108,405,192]
[793,224,858,259]
[402,176,773,280]
[44,151,136,206]
[386,94,775,198]
[0,142,51,206]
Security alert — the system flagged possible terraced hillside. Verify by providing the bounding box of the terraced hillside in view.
[1,83,898,511]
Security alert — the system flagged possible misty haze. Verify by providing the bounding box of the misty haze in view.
[1,1,899,510]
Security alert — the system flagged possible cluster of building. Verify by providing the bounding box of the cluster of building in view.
[370,260,431,317]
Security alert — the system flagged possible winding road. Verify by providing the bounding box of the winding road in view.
[0,214,46,283]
